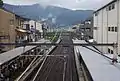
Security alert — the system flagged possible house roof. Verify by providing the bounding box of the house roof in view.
[1,7,14,14]
[1,7,30,21]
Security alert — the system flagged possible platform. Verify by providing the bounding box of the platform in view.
[73,39,120,81]
[0,39,50,65]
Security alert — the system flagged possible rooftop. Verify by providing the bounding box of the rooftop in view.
[94,0,117,13]
[73,39,120,81]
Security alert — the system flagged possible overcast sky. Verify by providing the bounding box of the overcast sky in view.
[3,0,112,10]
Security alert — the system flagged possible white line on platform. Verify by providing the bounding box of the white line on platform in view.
[21,55,67,57]
[63,61,67,81]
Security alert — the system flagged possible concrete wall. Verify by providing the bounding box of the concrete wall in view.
[93,1,120,55]
[29,20,36,29]
[118,0,120,55]
[36,22,43,33]
[102,8,108,53]
[29,20,43,32]
[93,13,98,42]
[0,9,16,51]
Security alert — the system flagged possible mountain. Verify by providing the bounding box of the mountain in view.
[3,3,94,26]
[56,10,94,25]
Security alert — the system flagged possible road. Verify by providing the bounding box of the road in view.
[33,32,79,81]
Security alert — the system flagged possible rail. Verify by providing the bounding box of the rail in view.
[16,50,44,81]
[16,36,62,81]
[0,43,117,46]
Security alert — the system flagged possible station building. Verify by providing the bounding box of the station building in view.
[93,0,120,55]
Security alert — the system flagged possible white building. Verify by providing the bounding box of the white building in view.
[93,0,120,55]
[24,20,44,41]
[28,20,43,32]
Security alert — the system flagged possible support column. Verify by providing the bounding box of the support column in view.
[117,0,120,56]
[112,43,118,63]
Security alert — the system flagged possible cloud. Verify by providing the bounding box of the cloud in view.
[3,0,112,10]
[73,0,112,10]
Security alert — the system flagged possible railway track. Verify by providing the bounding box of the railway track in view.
[16,54,44,81]
[16,32,80,81]
[32,32,79,81]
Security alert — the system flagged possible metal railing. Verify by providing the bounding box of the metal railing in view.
[0,43,117,46]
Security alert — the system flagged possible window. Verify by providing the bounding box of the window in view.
[108,3,115,11]
[108,27,110,31]
[108,48,110,53]
[112,3,115,9]
[108,27,117,32]
[111,50,113,54]
[10,19,14,25]
[95,13,98,16]
[108,48,114,54]
[108,27,118,32]
[112,27,114,31]
[95,12,99,16]
[109,5,111,11]
[115,27,118,32]
[94,27,98,30]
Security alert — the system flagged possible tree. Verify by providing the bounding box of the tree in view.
[0,0,3,8]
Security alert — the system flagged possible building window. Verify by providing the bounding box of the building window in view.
[108,27,110,31]
[95,13,97,16]
[108,48,114,54]
[108,27,117,32]
[115,27,117,32]
[95,12,99,16]
[109,5,111,11]
[108,48,110,53]
[112,27,114,31]
[10,19,14,25]
[108,3,115,11]
[111,50,113,54]
[112,3,115,9]
[94,27,98,30]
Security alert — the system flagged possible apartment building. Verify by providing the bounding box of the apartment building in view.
[15,15,31,44]
[0,8,16,52]
[79,17,93,40]
[0,8,31,52]
[93,0,120,55]
[27,20,45,41]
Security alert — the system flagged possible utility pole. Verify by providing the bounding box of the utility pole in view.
[34,21,37,42]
